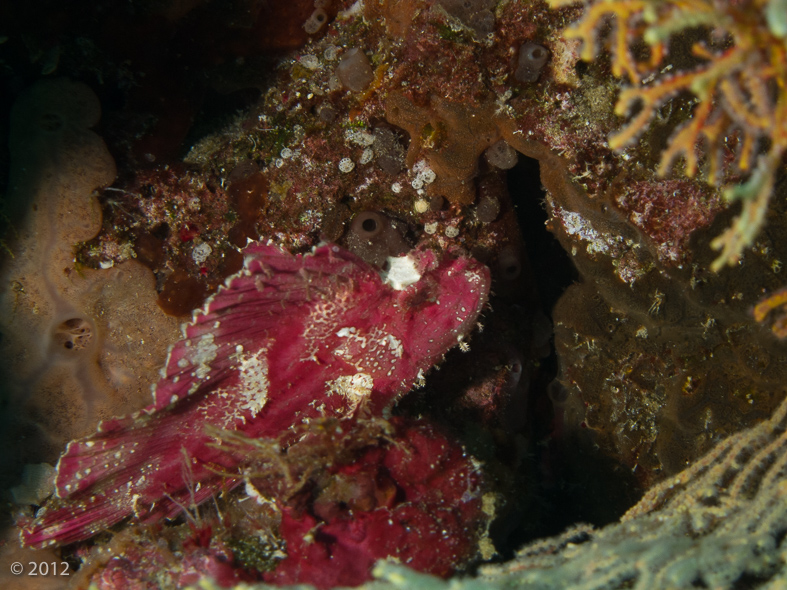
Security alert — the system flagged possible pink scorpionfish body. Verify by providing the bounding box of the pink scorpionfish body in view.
[22,242,489,548]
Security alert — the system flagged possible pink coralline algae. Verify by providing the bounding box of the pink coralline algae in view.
[21,242,490,550]
[265,418,487,588]
[613,179,723,265]
[81,533,255,590]
[68,417,488,589]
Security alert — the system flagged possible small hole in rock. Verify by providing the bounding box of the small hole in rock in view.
[53,317,93,352]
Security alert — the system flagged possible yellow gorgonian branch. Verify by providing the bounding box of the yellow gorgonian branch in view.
[548,0,787,271]
[753,283,787,337]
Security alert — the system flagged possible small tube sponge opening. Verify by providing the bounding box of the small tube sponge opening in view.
[345,211,410,267]
[515,42,550,83]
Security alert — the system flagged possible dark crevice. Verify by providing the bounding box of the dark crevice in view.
[506,155,642,542]
[503,155,640,545]
[181,85,263,159]
[507,154,578,319]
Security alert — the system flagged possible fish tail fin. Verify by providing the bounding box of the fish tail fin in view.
[21,415,172,548]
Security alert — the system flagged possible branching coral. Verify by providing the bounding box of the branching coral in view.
[549,0,787,271]
[474,389,787,589]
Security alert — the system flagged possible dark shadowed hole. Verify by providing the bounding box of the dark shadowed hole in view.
[151,222,170,240]
[183,86,262,159]
[503,261,521,280]
[362,218,377,233]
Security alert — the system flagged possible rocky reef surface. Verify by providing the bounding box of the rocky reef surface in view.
[1,0,786,588]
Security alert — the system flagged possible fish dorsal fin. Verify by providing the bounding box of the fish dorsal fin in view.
[153,243,375,410]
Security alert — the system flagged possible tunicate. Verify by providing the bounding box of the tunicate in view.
[338,157,355,173]
[316,103,337,123]
[303,8,328,34]
[345,211,410,267]
[355,212,384,238]
[468,9,495,36]
[505,351,524,389]
[476,193,500,223]
[515,42,550,83]
[429,195,445,211]
[336,48,375,92]
[496,247,522,281]
[192,242,213,264]
[485,140,518,170]
[359,148,374,165]
[300,55,320,70]
[476,174,504,222]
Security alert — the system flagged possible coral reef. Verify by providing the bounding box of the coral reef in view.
[260,417,491,588]
[527,0,787,488]
[2,0,787,587]
[389,388,787,590]
[548,0,787,270]
[544,156,787,486]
